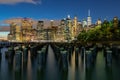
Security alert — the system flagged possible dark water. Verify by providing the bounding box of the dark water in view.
[0,46,120,80]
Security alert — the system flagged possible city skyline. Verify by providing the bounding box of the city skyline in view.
[0,0,120,22]
[0,15,119,39]
[0,0,120,39]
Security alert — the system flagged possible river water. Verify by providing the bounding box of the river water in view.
[0,45,120,80]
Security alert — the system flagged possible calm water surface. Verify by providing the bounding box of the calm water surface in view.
[0,45,120,80]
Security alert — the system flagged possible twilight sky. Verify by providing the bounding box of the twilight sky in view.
[0,0,120,23]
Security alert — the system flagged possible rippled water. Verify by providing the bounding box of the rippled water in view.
[0,45,120,80]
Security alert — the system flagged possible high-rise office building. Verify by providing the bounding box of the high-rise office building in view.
[37,21,44,30]
[77,21,83,32]
[9,22,17,40]
[87,10,92,26]
[21,18,33,41]
[72,16,78,39]
[37,20,44,40]
[82,19,87,27]
[10,22,16,35]
[65,15,72,41]
[8,22,21,41]
[96,19,102,26]
[15,25,21,41]
[21,18,33,30]
[50,20,54,27]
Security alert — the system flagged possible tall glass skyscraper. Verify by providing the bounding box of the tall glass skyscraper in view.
[87,10,92,26]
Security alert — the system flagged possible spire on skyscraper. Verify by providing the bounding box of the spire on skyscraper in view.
[88,9,90,17]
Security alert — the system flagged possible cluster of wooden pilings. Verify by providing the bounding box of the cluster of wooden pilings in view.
[103,46,112,67]
[81,45,98,69]
[36,45,48,70]
[51,42,118,70]
[102,44,120,67]
[3,43,48,72]
[50,43,100,71]
[111,45,120,57]
[0,42,120,72]
[51,43,74,71]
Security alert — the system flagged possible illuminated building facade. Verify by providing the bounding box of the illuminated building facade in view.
[7,16,84,42]
[21,18,34,41]
[8,22,21,41]
[36,21,44,40]
[87,10,92,26]
[64,15,72,41]
[82,19,87,28]
[72,16,78,39]
[96,19,102,26]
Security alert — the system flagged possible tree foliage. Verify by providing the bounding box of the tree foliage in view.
[77,17,120,43]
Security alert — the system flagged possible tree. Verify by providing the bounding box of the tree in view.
[102,19,109,29]
[77,17,120,43]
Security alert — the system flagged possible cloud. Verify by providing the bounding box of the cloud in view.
[0,0,41,5]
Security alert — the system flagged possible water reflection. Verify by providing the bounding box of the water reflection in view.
[27,51,32,80]
[45,45,60,80]
[105,67,113,80]
[0,45,120,80]
[14,71,22,80]
[1,48,9,80]
[37,69,45,80]
[68,51,75,80]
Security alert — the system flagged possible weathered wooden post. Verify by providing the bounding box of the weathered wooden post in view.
[23,47,28,63]
[0,47,2,60]
[106,50,112,67]
[15,50,22,71]
[41,47,46,64]
[81,47,85,60]
[61,50,68,71]
[30,46,35,58]
[37,50,43,70]
[68,46,72,62]
[85,50,92,68]
[7,47,15,64]
[75,47,79,66]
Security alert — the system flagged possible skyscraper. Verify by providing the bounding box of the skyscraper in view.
[87,10,92,26]
[96,19,102,26]
[21,18,33,41]
[37,21,44,30]
[72,16,77,39]
[9,22,16,40]
[65,15,72,41]
[37,21,44,40]
[82,19,87,27]
[50,20,54,27]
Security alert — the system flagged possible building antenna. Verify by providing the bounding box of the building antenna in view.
[88,9,90,17]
